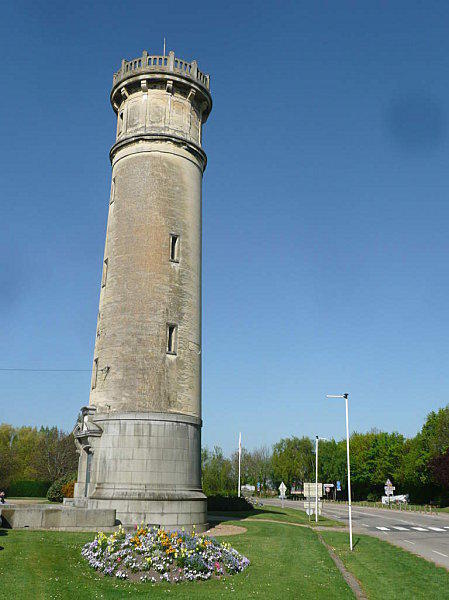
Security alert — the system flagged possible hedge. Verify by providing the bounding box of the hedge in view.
[207,495,253,512]
[6,480,51,498]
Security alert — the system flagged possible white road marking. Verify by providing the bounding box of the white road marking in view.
[361,523,369,527]
[428,527,445,532]
[432,550,448,558]
[392,526,409,531]
[411,527,428,531]
[376,527,390,531]
[403,540,415,545]
[444,526,449,529]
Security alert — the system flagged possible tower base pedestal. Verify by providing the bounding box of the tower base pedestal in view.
[74,411,207,532]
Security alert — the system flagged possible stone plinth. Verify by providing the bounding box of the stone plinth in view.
[0,504,116,531]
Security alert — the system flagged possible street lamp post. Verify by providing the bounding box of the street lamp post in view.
[238,432,242,498]
[315,436,327,523]
[326,393,353,551]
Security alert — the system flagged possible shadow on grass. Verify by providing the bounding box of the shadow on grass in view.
[207,508,286,524]
[0,528,8,549]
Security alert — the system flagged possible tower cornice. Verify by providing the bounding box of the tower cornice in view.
[109,133,208,171]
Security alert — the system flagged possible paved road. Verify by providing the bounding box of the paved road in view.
[264,498,449,569]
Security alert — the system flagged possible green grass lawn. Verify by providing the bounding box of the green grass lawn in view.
[209,503,343,527]
[3,517,449,599]
[0,521,352,600]
[320,530,449,600]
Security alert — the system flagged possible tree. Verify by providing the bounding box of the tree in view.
[430,451,449,489]
[201,446,234,496]
[271,436,314,489]
[32,427,78,481]
[0,423,16,489]
[318,439,346,493]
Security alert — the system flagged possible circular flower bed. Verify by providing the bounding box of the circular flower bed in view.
[82,525,250,583]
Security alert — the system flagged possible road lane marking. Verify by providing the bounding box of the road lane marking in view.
[376,527,390,531]
[432,551,448,558]
[403,540,415,545]
[411,527,428,531]
[361,523,369,527]
[428,527,446,532]
[392,526,409,531]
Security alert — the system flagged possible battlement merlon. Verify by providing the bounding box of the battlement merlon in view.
[111,50,212,118]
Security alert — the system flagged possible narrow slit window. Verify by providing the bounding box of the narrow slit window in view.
[117,111,124,136]
[91,358,98,389]
[170,234,179,262]
[166,324,178,355]
[101,258,108,288]
[110,178,115,204]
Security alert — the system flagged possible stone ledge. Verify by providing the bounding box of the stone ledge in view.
[0,505,116,530]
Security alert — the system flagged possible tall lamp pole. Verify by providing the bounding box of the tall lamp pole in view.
[315,436,327,523]
[238,432,242,498]
[326,393,353,551]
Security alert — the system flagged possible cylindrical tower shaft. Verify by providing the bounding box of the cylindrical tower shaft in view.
[73,50,212,530]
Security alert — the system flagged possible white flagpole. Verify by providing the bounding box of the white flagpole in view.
[238,432,242,497]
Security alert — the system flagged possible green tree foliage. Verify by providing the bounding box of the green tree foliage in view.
[0,423,16,488]
[318,440,346,491]
[201,446,234,496]
[201,404,449,505]
[272,436,314,489]
[0,424,78,493]
[349,430,406,499]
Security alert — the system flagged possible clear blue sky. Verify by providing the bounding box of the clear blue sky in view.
[2,1,449,453]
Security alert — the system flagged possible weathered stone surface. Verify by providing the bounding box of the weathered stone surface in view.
[72,50,212,531]
[0,505,116,530]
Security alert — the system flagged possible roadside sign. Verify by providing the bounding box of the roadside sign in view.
[257,481,260,492]
[303,482,323,498]
[384,479,395,496]
[304,501,322,514]
[336,481,341,492]
[279,481,287,507]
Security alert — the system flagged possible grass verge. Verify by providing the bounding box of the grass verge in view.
[320,530,449,599]
[209,503,342,527]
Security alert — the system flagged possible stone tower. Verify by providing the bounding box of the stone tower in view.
[73,50,212,531]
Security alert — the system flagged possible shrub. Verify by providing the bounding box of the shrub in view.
[46,473,77,503]
[6,480,51,498]
[366,492,379,502]
[61,481,75,498]
[207,495,253,512]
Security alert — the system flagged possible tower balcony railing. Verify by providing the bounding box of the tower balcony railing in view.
[113,50,210,90]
